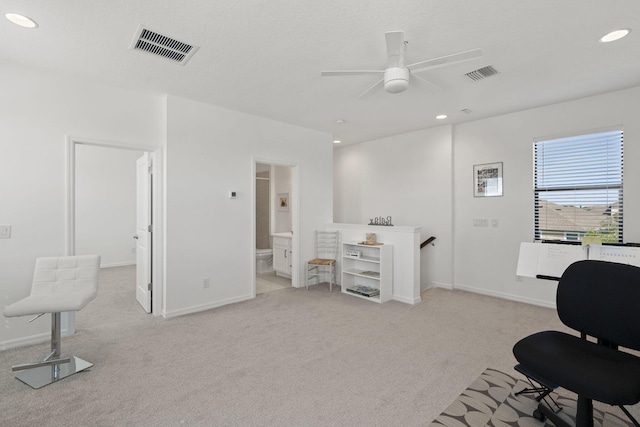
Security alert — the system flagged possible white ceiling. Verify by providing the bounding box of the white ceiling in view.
[2,1,640,145]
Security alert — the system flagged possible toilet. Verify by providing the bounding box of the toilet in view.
[256,248,273,273]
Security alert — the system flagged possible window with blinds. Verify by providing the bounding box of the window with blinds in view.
[534,129,623,243]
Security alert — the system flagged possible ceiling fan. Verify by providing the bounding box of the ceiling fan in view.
[321,31,482,99]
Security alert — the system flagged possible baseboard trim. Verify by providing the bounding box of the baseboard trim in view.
[392,294,422,305]
[452,283,556,309]
[162,294,255,318]
[0,327,72,352]
[432,281,454,290]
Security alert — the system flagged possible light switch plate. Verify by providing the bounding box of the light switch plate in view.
[0,225,11,238]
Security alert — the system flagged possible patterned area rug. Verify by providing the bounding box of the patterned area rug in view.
[429,368,632,427]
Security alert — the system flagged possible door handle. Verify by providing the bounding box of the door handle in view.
[284,249,287,258]
[133,235,139,240]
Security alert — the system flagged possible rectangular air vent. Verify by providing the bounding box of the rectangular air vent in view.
[130,26,199,65]
[465,65,499,81]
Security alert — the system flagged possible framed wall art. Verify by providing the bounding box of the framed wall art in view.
[277,192,290,211]
[474,162,503,197]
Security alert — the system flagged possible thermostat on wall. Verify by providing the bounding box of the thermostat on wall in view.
[229,191,237,199]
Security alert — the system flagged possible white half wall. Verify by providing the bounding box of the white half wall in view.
[333,126,454,292]
[164,95,333,317]
[0,64,164,350]
[75,145,143,267]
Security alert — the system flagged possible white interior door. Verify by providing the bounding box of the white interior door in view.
[135,153,152,313]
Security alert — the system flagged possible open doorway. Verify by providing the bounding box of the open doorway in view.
[66,138,164,329]
[254,161,298,295]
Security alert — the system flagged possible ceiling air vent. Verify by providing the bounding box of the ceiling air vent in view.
[460,108,473,114]
[465,65,499,81]
[130,26,199,65]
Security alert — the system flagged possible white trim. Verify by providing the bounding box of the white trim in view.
[432,281,454,290]
[163,294,254,318]
[1,327,72,352]
[453,282,556,309]
[392,295,422,305]
[66,136,165,319]
[252,158,301,296]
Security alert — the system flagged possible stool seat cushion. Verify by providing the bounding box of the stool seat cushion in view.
[3,255,100,317]
[308,258,336,266]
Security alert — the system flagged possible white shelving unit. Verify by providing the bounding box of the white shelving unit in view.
[341,242,392,303]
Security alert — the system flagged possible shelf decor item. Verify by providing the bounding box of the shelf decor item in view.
[474,162,503,197]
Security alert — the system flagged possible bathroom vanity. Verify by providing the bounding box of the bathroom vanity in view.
[272,232,292,278]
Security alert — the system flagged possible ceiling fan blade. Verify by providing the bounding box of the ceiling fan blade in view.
[411,74,442,91]
[358,79,384,100]
[385,31,405,58]
[321,70,384,77]
[407,48,483,72]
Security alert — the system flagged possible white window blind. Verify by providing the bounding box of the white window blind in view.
[534,129,623,242]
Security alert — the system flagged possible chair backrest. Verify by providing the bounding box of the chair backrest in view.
[32,255,101,299]
[557,260,640,351]
[315,231,339,260]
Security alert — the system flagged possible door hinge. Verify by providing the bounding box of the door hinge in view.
[148,224,153,232]
[148,165,152,174]
[147,283,152,291]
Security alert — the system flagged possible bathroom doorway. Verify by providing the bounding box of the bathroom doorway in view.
[255,162,293,294]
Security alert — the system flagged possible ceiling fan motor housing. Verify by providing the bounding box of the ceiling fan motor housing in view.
[384,67,410,93]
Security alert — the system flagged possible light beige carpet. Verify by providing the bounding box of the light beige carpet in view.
[2,266,639,426]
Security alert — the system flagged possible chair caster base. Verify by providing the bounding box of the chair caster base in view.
[14,356,92,389]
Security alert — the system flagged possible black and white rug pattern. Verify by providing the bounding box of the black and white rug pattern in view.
[429,368,632,427]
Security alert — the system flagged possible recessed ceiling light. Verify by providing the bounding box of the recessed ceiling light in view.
[5,13,38,29]
[435,114,448,120]
[336,119,345,125]
[333,140,342,144]
[599,28,630,43]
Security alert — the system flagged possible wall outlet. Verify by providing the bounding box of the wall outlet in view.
[202,278,210,289]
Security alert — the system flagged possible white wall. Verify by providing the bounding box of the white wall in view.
[453,86,640,307]
[333,86,640,307]
[0,64,164,349]
[333,126,454,292]
[273,165,292,233]
[76,145,143,267]
[164,96,333,317]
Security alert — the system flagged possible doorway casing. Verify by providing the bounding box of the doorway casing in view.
[252,158,300,295]
[66,137,165,329]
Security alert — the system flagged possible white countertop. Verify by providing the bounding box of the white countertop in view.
[271,232,293,239]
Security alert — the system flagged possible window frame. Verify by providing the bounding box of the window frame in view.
[533,128,624,243]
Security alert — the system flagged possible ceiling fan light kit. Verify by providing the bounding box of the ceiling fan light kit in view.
[384,67,410,93]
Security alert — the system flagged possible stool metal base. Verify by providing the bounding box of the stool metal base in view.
[15,356,92,389]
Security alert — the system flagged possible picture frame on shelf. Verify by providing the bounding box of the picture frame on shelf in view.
[474,162,503,197]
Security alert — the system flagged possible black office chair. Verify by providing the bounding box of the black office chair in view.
[513,260,640,427]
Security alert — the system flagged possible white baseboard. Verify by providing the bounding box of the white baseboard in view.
[452,283,556,309]
[432,281,454,290]
[0,327,72,352]
[392,294,422,305]
[162,294,254,318]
